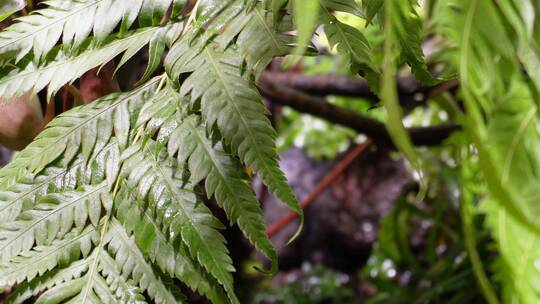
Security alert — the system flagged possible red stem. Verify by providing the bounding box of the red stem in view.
[266,139,373,237]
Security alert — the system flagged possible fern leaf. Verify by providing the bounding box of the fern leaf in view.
[0,77,160,186]
[361,0,383,25]
[7,258,92,304]
[136,83,278,275]
[0,0,183,63]
[105,218,186,304]
[384,0,437,85]
[195,0,244,44]
[115,188,228,304]
[121,141,239,303]
[32,250,108,304]
[292,0,319,55]
[98,249,147,304]
[0,226,97,288]
[0,27,169,99]
[166,40,303,234]
[170,116,278,274]
[0,183,107,263]
[216,3,293,75]
[483,199,540,303]
[321,5,378,78]
[0,142,119,222]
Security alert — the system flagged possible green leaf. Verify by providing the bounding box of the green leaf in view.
[170,116,278,274]
[115,187,228,304]
[321,4,379,82]
[0,227,97,288]
[0,0,25,22]
[121,141,239,304]
[483,199,540,303]
[218,3,293,75]
[0,0,183,63]
[361,0,383,24]
[321,0,362,16]
[0,27,169,99]
[166,39,303,239]
[380,0,419,169]
[8,258,91,304]
[0,142,119,223]
[105,219,186,304]
[0,77,160,188]
[0,183,107,263]
[292,0,319,55]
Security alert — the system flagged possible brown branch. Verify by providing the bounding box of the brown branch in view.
[258,74,460,147]
[260,71,459,109]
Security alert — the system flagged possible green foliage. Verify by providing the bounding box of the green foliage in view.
[252,264,354,304]
[0,0,540,303]
[0,1,304,302]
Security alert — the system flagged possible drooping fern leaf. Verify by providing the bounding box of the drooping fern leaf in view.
[169,116,278,274]
[166,38,303,236]
[135,85,278,275]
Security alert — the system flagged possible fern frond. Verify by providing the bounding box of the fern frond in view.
[7,257,92,304]
[137,82,279,274]
[0,77,160,185]
[483,199,540,303]
[0,226,97,288]
[121,141,239,303]
[321,4,378,78]
[105,218,185,304]
[220,3,293,75]
[32,249,109,304]
[0,27,170,99]
[195,0,244,43]
[384,0,436,85]
[115,189,228,304]
[170,116,278,274]
[0,183,108,263]
[98,248,147,304]
[166,39,302,233]
[0,142,119,222]
[291,0,319,56]
[0,0,183,63]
